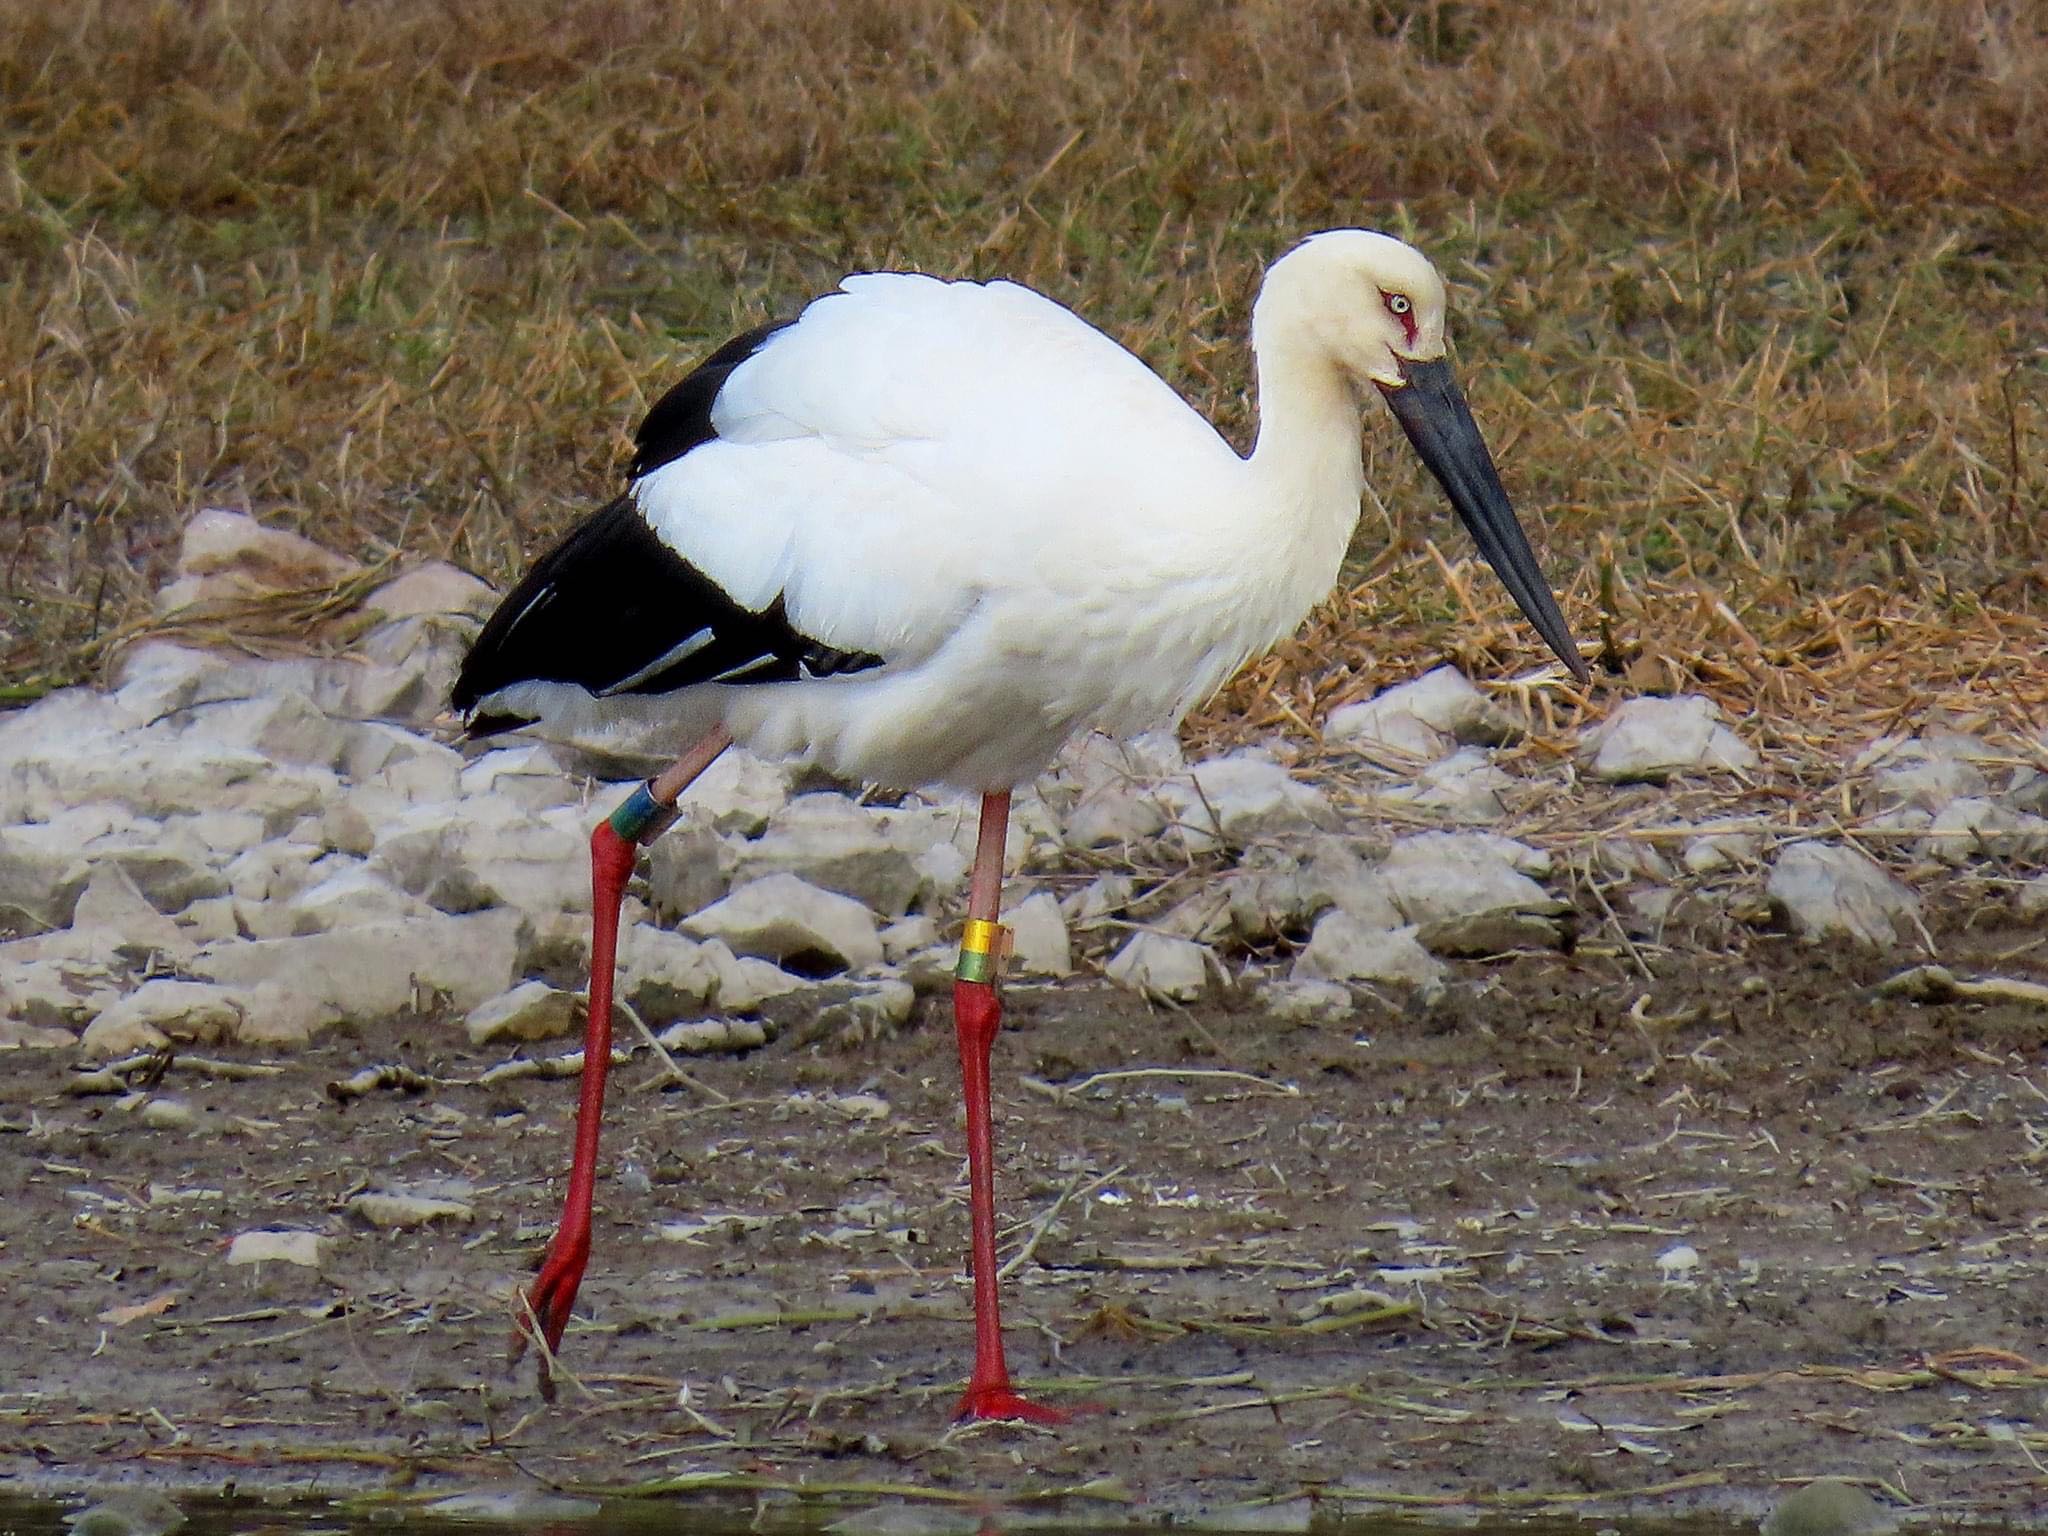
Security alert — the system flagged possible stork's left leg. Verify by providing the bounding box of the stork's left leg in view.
[514,726,731,1394]
[951,789,1068,1426]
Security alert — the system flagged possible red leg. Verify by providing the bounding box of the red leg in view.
[951,791,1068,1426]
[513,727,730,1395]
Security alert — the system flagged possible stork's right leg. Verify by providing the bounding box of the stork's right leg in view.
[951,790,1068,1426]
[514,726,731,1395]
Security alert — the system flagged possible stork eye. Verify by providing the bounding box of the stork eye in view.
[1384,293,1412,316]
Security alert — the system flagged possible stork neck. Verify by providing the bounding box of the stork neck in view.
[1246,328,1367,564]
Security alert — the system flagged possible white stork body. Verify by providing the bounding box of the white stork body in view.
[459,229,1586,1424]
[460,236,1448,789]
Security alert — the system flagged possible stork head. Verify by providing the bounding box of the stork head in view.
[1257,228,1451,391]
[1256,228,1589,684]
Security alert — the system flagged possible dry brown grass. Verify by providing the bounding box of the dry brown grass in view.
[4,0,2044,743]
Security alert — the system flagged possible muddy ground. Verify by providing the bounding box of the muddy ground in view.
[3,923,2046,1526]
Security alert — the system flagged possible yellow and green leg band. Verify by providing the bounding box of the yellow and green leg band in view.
[956,918,1012,985]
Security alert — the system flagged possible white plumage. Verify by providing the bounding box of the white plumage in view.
[463,230,1584,790]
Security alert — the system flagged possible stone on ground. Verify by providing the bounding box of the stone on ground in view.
[1153,750,1336,850]
[1323,666,1516,759]
[1292,913,1446,991]
[157,508,363,614]
[683,872,883,974]
[464,979,579,1044]
[80,980,247,1056]
[1105,932,1213,1002]
[1584,695,1758,783]
[1765,841,1923,947]
[190,910,522,1021]
[1005,890,1073,976]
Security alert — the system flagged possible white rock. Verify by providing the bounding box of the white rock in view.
[1593,838,1673,883]
[225,841,323,906]
[0,1015,76,1048]
[137,1096,198,1132]
[1765,841,1923,947]
[1290,837,1406,929]
[80,823,227,916]
[657,1016,769,1054]
[1155,751,1336,850]
[1370,746,1515,823]
[2019,874,2048,919]
[12,728,337,827]
[1379,832,1561,926]
[1062,874,1134,932]
[174,897,242,944]
[464,980,579,1044]
[1584,695,1757,783]
[230,981,341,1046]
[618,925,723,1018]
[172,809,270,858]
[1104,932,1212,1002]
[675,747,792,836]
[683,873,882,973]
[157,508,362,615]
[879,913,940,965]
[1324,667,1516,760]
[190,909,523,1018]
[807,979,916,1041]
[1682,822,1762,875]
[2005,765,2048,817]
[1049,732,1180,849]
[371,800,587,915]
[0,822,92,930]
[910,838,971,903]
[1257,977,1355,1025]
[1005,891,1073,977]
[1854,729,1999,815]
[643,822,735,921]
[731,793,923,916]
[313,801,377,858]
[1062,780,1169,848]
[287,858,431,933]
[1292,914,1446,991]
[69,863,190,959]
[704,942,810,1012]
[1657,1243,1701,1282]
[181,691,351,770]
[457,744,582,812]
[343,615,473,723]
[225,1228,329,1267]
[110,642,359,732]
[341,723,465,805]
[348,1191,476,1228]
[80,981,247,1056]
[1922,797,2048,866]
[0,953,123,1031]
[362,561,496,622]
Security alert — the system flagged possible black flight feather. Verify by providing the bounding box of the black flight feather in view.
[452,320,883,736]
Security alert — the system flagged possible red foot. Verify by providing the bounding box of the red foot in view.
[954,1381,1072,1426]
[511,1223,590,1398]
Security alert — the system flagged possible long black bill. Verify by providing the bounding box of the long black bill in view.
[1380,359,1589,682]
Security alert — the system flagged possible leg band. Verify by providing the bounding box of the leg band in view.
[607,780,681,847]
[955,918,1012,985]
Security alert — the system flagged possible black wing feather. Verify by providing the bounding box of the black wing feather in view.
[452,320,882,736]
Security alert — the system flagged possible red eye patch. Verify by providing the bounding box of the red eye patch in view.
[1382,291,1418,348]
